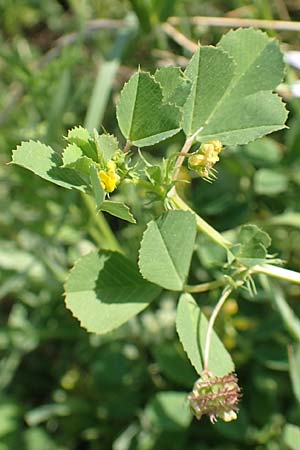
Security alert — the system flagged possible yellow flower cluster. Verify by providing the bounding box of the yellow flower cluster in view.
[98,160,120,193]
[189,139,223,179]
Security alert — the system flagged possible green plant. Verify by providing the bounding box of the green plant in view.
[11,27,300,425]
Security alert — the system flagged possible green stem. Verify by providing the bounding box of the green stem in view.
[81,194,122,252]
[185,278,227,293]
[168,190,300,287]
[252,264,300,285]
[204,286,232,371]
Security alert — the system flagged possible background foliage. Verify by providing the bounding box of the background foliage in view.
[1,0,300,449]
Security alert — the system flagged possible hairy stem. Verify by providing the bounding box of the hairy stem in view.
[204,286,232,371]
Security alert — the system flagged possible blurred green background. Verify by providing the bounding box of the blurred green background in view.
[1,1,300,449]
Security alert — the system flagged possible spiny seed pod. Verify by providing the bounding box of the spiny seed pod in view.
[188,371,241,424]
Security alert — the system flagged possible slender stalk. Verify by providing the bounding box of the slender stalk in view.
[252,264,300,285]
[185,278,227,293]
[161,22,198,53]
[124,140,132,153]
[204,287,232,371]
[172,135,195,181]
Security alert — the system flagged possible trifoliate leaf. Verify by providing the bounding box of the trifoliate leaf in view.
[183,28,287,145]
[65,251,160,334]
[138,211,197,291]
[117,71,181,147]
[11,141,87,192]
[176,293,234,376]
[154,66,191,107]
[101,201,136,223]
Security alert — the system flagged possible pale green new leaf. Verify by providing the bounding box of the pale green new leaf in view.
[117,71,181,147]
[176,293,234,376]
[65,251,160,334]
[96,133,119,162]
[283,424,300,450]
[138,211,197,291]
[101,201,136,223]
[154,66,191,107]
[183,28,287,145]
[11,141,87,192]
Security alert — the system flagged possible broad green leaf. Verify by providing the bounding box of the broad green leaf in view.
[89,166,105,208]
[254,169,288,195]
[62,143,95,175]
[66,126,98,161]
[183,28,287,145]
[101,201,136,223]
[138,210,197,290]
[230,224,271,267]
[288,344,300,404]
[183,46,235,137]
[65,251,160,334]
[154,66,191,107]
[283,424,300,450]
[116,71,181,147]
[143,392,192,431]
[11,141,87,192]
[176,293,234,376]
[218,28,284,95]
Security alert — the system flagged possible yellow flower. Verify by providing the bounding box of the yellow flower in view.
[188,140,223,180]
[98,161,120,193]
